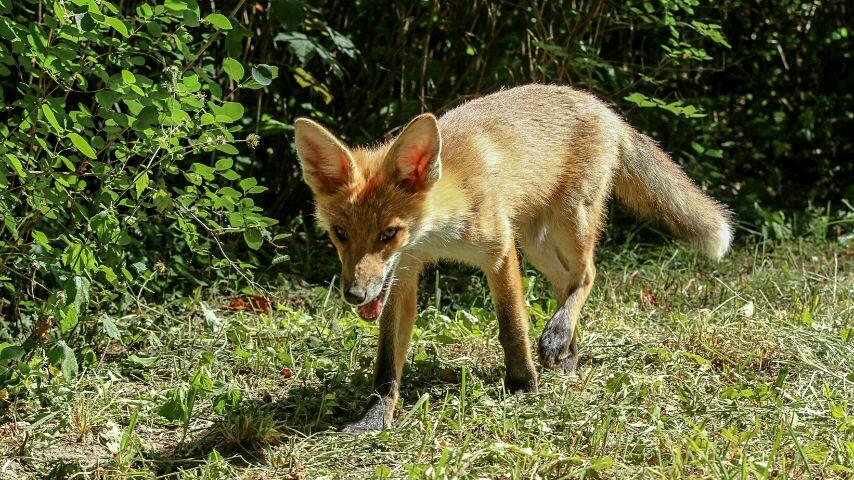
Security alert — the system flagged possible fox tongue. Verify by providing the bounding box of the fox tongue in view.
[357,296,383,321]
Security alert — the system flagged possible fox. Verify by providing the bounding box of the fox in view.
[293,84,732,432]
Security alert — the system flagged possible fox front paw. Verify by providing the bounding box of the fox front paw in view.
[504,374,538,393]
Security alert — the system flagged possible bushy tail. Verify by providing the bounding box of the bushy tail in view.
[614,130,732,260]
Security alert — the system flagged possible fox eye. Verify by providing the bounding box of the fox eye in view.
[379,227,399,242]
[333,226,348,242]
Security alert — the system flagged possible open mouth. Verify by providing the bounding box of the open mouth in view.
[356,273,393,322]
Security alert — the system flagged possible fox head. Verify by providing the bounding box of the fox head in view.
[294,114,442,321]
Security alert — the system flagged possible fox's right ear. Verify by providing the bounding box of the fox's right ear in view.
[294,118,356,195]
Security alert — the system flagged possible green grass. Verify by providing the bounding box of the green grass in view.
[1,238,852,479]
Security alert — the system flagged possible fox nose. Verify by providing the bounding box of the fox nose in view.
[343,287,366,305]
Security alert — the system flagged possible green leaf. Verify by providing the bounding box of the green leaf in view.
[48,341,79,381]
[199,301,221,331]
[31,230,51,250]
[71,275,90,314]
[68,133,97,159]
[221,169,240,181]
[164,0,191,12]
[212,388,242,415]
[624,92,656,107]
[133,105,158,130]
[59,342,78,380]
[41,103,63,132]
[191,368,213,391]
[219,186,241,198]
[239,177,257,191]
[222,57,244,81]
[137,3,154,18]
[214,143,239,155]
[273,32,314,63]
[79,13,95,32]
[124,355,157,369]
[0,344,25,364]
[204,13,232,30]
[104,16,129,37]
[5,153,27,178]
[57,307,78,333]
[100,315,120,339]
[121,69,136,84]
[210,101,244,122]
[214,158,233,171]
[251,65,274,86]
[135,171,149,198]
[190,163,216,183]
[157,388,189,422]
[153,190,172,212]
[243,229,262,250]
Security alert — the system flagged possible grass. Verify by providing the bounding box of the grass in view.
[1,237,852,479]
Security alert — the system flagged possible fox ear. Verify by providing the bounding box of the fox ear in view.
[387,113,442,191]
[294,118,356,195]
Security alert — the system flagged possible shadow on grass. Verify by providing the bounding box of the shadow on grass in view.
[146,355,491,474]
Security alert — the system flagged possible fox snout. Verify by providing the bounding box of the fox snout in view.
[342,280,383,305]
[341,256,387,306]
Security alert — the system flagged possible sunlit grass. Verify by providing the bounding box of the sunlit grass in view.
[1,238,851,479]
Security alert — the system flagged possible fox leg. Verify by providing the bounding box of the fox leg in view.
[521,208,600,375]
[538,204,602,374]
[343,262,422,433]
[537,242,595,374]
[484,244,539,393]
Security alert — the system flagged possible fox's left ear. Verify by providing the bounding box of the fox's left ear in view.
[387,113,442,192]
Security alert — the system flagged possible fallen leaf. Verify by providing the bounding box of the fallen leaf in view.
[222,295,270,314]
[222,299,249,311]
[641,289,659,308]
[248,295,270,313]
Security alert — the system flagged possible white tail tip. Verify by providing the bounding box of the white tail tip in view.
[701,221,732,261]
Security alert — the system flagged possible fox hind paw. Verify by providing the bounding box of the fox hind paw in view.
[538,309,578,373]
[341,398,392,434]
[342,420,383,434]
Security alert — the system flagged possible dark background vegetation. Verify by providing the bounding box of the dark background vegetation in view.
[248,0,852,222]
[0,1,851,354]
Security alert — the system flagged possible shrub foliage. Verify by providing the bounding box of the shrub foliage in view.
[0,0,281,373]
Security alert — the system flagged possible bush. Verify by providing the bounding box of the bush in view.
[0,0,279,374]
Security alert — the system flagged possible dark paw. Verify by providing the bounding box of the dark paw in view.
[504,374,538,393]
[341,397,392,434]
[341,418,384,434]
[538,310,577,372]
[550,353,578,375]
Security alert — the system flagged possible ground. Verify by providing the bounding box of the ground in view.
[1,238,852,479]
